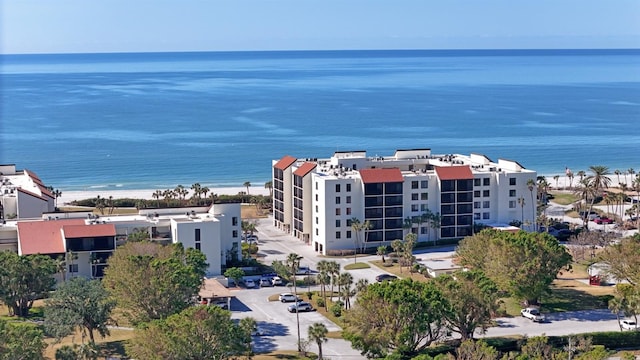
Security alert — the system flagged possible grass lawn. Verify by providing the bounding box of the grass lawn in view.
[370,259,431,282]
[549,191,579,206]
[344,262,371,270]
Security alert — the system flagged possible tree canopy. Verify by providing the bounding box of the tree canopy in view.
[0,251,56,317]
[44,277,115,344]
[102,242,208,324]
[598,234,640,286]
[456,229,572,305]
[435,270,500,340]
[0,319,46,360]
[343,278,448,358]
[126,306,250,360]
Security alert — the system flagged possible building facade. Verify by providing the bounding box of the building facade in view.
[273,149,537,255]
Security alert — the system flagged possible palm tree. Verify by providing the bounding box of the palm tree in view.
[243,181,251,195]
[567,170,574,189]
[355,278,369,294]
[307,323,328,360]
[53,189,62,208]
[614,169,622,184]
[327,261,340,301]
[201,186,210,201]
[55,255,67,283]
[191,183,202,205]
[517,196,525,228]
[573,178,597,227]
[577,170,586,183]
[264,181,273,198]
[174,185,188,206]
[527,178,536,231]
[430,212,441,245]
[152,190,163,208]
[402,216,414,237]
[376,245,387,263]
[350,217,362,263]
[316,272,330,311]
[338,272,354,309]
[628,168,636,184]
[553,175,560,189]
[286,253,303,353]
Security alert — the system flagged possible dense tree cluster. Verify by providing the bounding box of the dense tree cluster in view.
[0,251,56,317]
[456,229,572,305]
[102,241,208,324]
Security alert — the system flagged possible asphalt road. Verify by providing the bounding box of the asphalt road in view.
[227,216,631,358]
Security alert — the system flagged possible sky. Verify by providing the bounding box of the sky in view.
[1,0,639,54]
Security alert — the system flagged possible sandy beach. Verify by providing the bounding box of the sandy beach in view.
[58,186,270,206]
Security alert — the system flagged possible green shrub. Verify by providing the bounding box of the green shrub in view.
[316,298,325,308]
[330,302,343,317]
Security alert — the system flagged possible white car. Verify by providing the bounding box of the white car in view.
[521,308,545,322]
[244,279,256,288]
[287,301,313,313]
[621,319,639,331]
[278,293,299,303]
[271,276,284,286]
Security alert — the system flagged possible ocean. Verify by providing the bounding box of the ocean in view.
[1,49,639,191]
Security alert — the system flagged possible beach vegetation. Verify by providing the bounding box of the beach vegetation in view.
[0,251,56,317]
[102,242,208,324]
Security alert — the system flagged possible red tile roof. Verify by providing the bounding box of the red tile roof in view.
[17,219,85,255]
[63,224,116,238]
[359,168,404,184]
[293,162,317,177]
[273,155,297,170]
[435,166,474,180]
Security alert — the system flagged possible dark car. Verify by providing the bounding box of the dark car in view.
[375,274,398,282]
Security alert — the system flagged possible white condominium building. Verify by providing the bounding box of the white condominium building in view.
[273,149,537,255]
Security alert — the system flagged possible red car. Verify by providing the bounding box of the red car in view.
[593,216,614,224]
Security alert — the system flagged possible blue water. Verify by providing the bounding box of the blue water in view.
[1,49,639,191]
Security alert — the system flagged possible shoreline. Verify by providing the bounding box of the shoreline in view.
[58,186,270,206]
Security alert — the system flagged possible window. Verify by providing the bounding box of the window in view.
[474,213,481,220]
[315,205,318,213]
[483,212,490,219]
[315,194,318,201]
[346,207,352,215]
[421,180,428,189]
[69,264,78,273]
[411,181,419,189]
[509,200,516,208]
[509,178,516,186]
[509,189,516,197]
[347,183,352,192]
[232,217,238,226]
[336,196,341,204]
[346,230,352,238]
[420,204,428,211]
[483,178,490,186]
[474,201,481,209]
[421,227,428,234]
[346,196,351,204]
[336,184,341,192]
[195,229,201,242]
[232,230,238,238]
[336,219,341,227]
[474,178,481,186]
[335,208,341,216]
[316,228,319,235]
[195,242,201,251]
[316,182,318,190]
[336,231,341,239]
[411,204,419,212]
[483,190,490,197]
[474,190,480,198]
[411,193,419,201]
[483,201,490,208]
[421,192,428,200]
[347,219,352,227]
[316,217,319,224]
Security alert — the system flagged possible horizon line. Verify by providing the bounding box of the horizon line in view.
[2,47,640,57]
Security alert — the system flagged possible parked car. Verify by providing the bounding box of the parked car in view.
[375,274,398,282]
[259,278,272,287]
[296,266,312,275]
[212,299,229,310]
[244,279,256,288]
[621,319,639,331]
[278,293,299,302]
[271,276,284,286]
[520,307,545,322]
[251,325,267,336]
[593,216,614,224]
[579,211,599,220]
[242,234,259,243]
[287,301,313,313]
